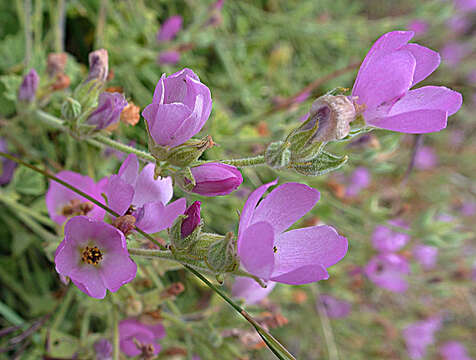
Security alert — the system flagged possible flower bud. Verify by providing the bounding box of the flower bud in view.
[61,97,82,121]
[189,163,242,197]
[163,135,215,167]
[87,92,128,130]
[158,50,181,65]
[169,201,202,250]
[206,232,239,274]
[47,53,67,77]
[181,201,201,238]
[157,16,183,42]
[264,141,291,169]
[18,69,39,102]
[87,49,109,83]
[142,68,212,148]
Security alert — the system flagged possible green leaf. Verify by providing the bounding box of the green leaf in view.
[291,150,348,176]
[12,166,46,195]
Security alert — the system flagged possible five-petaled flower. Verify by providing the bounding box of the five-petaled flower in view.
[352,31,462,134]
[54,216,137,299]
[237,180,348,284]
[119,318,166,357]
[106,154,186,233]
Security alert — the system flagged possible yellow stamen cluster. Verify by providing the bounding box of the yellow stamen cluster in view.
[81,246,103,265]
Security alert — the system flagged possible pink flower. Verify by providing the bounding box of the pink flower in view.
[413,244,438,270]
[441,41,470,66]
[87,92,128,130]
[345,166,371,197]
[119,318,165,357]
[403,317,441,359]
[439,341,472,360]
[318,294,351,318]
[94,339,112,360]
[189,163,243,197]
[142,68,212,148]
[415,146,438,170]
[106,154,186,233]
[237,180,347,285]
[232,277,276,304]
[407,20,429,37]
[157,15,182,42]
[54,216,137,299]
[364,253,410,292]
[18,69,39,102]
[181,201,201,238]
[158,50,181,65]
[0,138,16,185]
[371,219,410,253]
[46,171,106,224]
[352,31,462,134]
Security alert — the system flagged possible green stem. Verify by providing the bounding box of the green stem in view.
[112,302,119,360]
[0,192,55,227]
[51,288,74,330]
[23,0,32,68]
[0,152,165,250]
[95,0,108,49]
[128,248,176,260]
[219,155,265,167]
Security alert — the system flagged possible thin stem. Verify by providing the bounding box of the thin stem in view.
[23,0,32,68]
[313,285,339,360]
[128,248,176,260]
[95,0,108,49]
[54,0,65,52]
[0,152,166,250]
[112,302,119,360]
[220,155,266,167]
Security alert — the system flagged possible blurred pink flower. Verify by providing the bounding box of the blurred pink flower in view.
[407,20,429,36]
[415,146,438,170]
[439,341,473,360]
[158,50,181,65]
[403,317,441,359]
[318,294,351,318]
[413,244,438,270]
[232,277,276,304]
[441,42,470,66]
[371,219,410,253]
[364,253,410,292]
[345,167,371,197]
[119,318,165,356]
[157,15,182,42]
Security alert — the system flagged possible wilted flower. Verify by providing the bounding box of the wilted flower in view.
[18,69,39,102]
[232,277,276,304]
[0,139,16,185]
[189,163,242,196]
[119,318,165,357]
[371,219,410,253]
[45,171,106,224]
[158,50,181,65]
[403,317,441,359]
[47,53,68,77]
[318,294,351,318]
[55,216,137,299]
[352,31,462,133]
[413,244,438,270]
[106,154,186,233]
[87,49,109,83]
[237,180,348,284]
[157,15,183,42]
[120,103,140,126]
[87,92,128,130]
[181,201,201,238]
[415,146,438,170]
[407,20,429,36]
[94,339,112,360]
[439,341,472,360]
[345,167,371,197]
[364,253,410,292]
[142,68,212,148]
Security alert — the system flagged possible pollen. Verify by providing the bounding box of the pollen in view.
[273,246,278,253]
[81,246,103,265]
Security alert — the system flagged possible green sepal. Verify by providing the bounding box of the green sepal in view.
[264,141,291,169]
[169,215,203,250]
[206,232,239,274]
[291,150,348,176]
[61,97,82,122]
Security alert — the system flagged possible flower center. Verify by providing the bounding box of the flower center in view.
[81,246,103,265]
[273,246,278,253]
[61,199,94,217]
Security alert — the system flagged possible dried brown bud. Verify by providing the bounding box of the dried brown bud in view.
[307,95,356,143]
[87,49,109,83]
[160,282,185,299]
[47,53,68,77]
[257,311,289,329]
[120,103,141,126]
[112,215,136,235]
[51,73,71,91]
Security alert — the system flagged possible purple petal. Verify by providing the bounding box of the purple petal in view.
[440,341,472,360]
[190,163,243,197]
[152,74,166,104]
[272,225,348,280]
[232,277,276,305]
[158,50,181,65]
[365,253,410,293]
[252,183,320,234]
[149,103,192,147]
[100,252,137,293]
[368,109,448,134]
[237,221,275,280]
[135,198,186,233]
[271,264,329,285]
[403,317,441,360]
[319,294,351,319]
[118,154,139,186]
[133,164,173,207]
[402,44,440,86]
[371,219,410,253]
[238,180,278,241]
[413,244,438,270]
[157,15,183,42]
[106,175,134,215]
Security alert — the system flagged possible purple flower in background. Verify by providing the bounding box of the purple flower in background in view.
[403,317,441,359]
[440,341,472,360]
[181,201,201,238]
[407,20,429,36]
[189,163,242,196]
[371,219,410,253]
[0,139,16,185]
[441,42,470,66]
[87,92,128,130]
[106,154,186,233]
[472,262,476,282]
[18,69,39,102]
[157,16,182,42]
[119,318,165,357]
[158,50,181,65]
[364,253,410,292]
[237,180,348,285]
[413,244,438,270]
[345,167,371,197]
[460,201,476,217]
[55,216,137,299]
[352,31,462,134]
[142,68,212,148]
[319,294,351,318]
[46,171,106,224]
[415,146,438,170]
[94,339,112,360]
[453,0,476,11]
[447,15,470,34]
[232,277,276,304]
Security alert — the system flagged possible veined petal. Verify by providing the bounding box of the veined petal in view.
[149,103,191,147]
[135,198,186,233]
[402,44,440,86]
[152,74,166,104]
[133,164,173,207]
[118,154,139,186]
[100,253,137,293]
[232,277,276,305]
[368,109,448,134]
[271,264,329,285]
[106,175,134,216]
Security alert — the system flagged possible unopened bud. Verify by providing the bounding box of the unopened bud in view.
[87,49,109,83]
[86,92,128,130]
[112,215,136,236]
[61,97,82,121]
[264,141,291,169]
[51,73,71,91]
[206,232,239,273]
[187,163,243,197]
[162,136,215,167]
[169,202,202,250]
[18,69,39,102]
